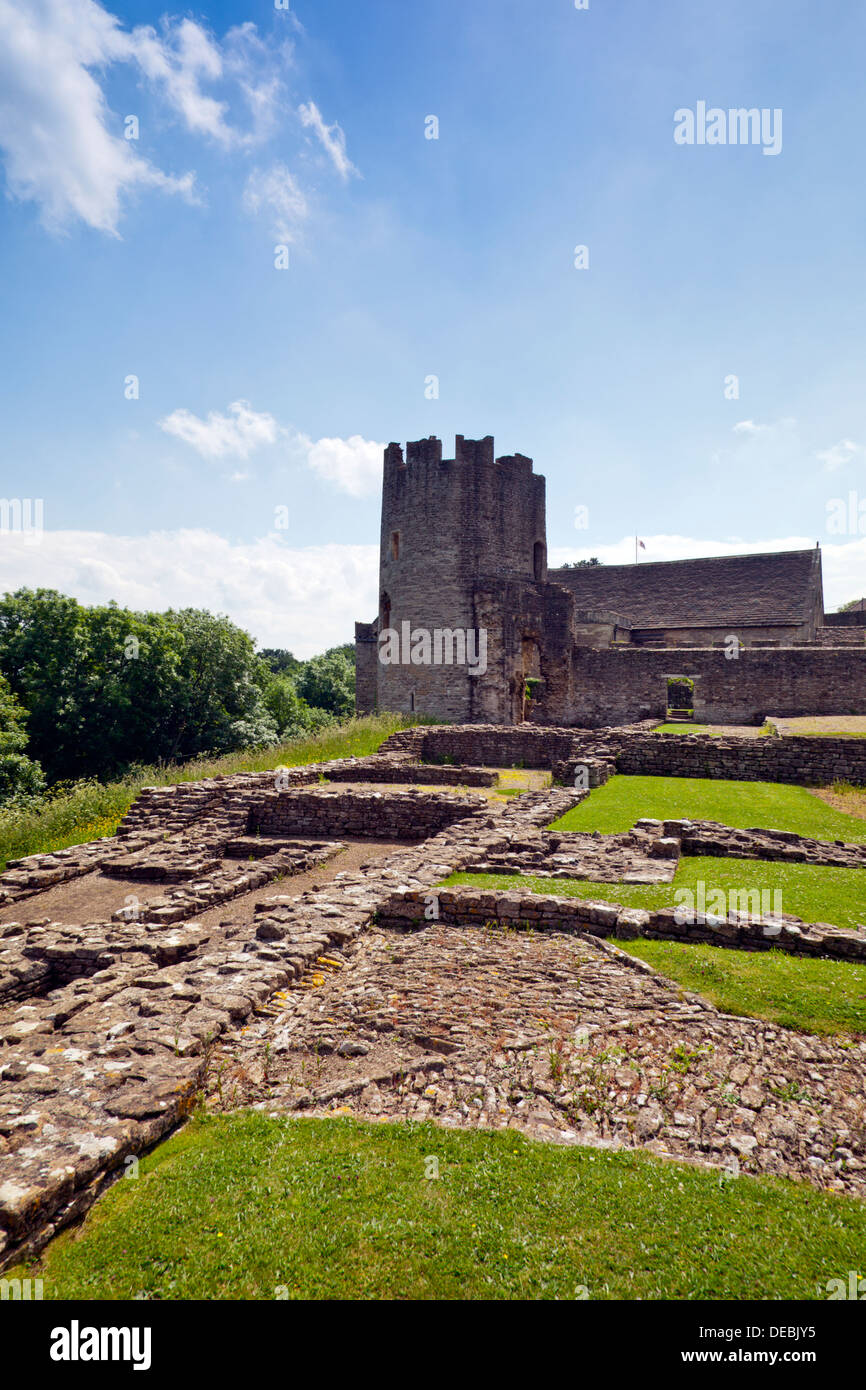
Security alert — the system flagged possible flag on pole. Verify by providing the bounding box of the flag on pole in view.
[635,537,646,562]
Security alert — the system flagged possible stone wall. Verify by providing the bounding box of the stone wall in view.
[565,647,866,727]
[824,609,866,627]
[379,721,866,788]
[322,757,497,786]
[354,621,379,715]
[378,886,866,963]
[246,788,489,841]
[600,730,866,786]
[379,723,583,768]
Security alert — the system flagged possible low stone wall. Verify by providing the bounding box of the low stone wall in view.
[378,886,866,962]
[652,818,866,867]
[553,729,866,787]
[613,732,866,786]
[246,788,490,841]
[382,722,866,788]
[0,840,125,906]
[461,817,866,879]
[322,757,497,786]
[379,723,585,769]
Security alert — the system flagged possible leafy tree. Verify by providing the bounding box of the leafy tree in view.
[0,591,357,783]
[263,675,337,739]
[0,592,278,781]
[295,649,355,719]
[324,642,356,666]
[258,648,302,676]
[837,598,866,612]
[0,673,45,805]
[560,558,602,568]
[157,609,276,762]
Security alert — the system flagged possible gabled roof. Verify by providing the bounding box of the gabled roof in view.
[549,548,822,629]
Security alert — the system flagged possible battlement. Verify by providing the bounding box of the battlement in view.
[383,434,537,480]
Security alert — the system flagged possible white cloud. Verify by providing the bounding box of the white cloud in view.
[298,434,384,497]
[160,401,384,497]
[131,17,236,147]
[732,417,798,439]
[298,100,359,181]
[0,0,197,235]
[159,401,280,461]
[242,164,308,243]
[0,529,378,657]
[223,23,288,143]
[817,439,864,472]
[0,1,292,234]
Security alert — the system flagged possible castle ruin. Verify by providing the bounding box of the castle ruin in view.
[355,434,866,726]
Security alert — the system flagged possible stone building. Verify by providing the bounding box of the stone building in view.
[355,435,865,727]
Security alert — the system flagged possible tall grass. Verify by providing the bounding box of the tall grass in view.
[0,713,428,870]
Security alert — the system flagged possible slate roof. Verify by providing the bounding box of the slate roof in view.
[549,548,823,630]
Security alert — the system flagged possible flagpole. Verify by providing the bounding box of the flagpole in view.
[635,535,638,564]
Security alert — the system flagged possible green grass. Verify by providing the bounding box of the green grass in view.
[10,1113,865,1300]
[0,713,424,870]
[447,855,866,933]
[618,939,866,1037]
[553,773,866,841]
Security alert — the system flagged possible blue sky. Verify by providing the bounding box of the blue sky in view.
[1,0,865,653]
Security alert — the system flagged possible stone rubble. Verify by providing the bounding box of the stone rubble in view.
[213,918,866,1197]
[0,735,864,1268]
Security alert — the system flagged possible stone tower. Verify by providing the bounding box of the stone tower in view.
[355,434,553,722]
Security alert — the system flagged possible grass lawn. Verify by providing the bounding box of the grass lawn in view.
[0,713,424,871]
[618,939,866,1037]
[11,1112,865,1301]
[552,773,866,842]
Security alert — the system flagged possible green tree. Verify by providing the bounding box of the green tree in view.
[0,591,278,781]
[158,609,276,761]
[0,672,45,805]
[295,648,355,719]
[258,648,302,676]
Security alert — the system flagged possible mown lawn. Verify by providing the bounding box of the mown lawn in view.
[0,713,424,870]
[11,1113,865,1301]
[619,939,866,1037]
[553,774,866,841]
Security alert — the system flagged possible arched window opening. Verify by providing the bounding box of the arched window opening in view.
[533,541,546,582]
